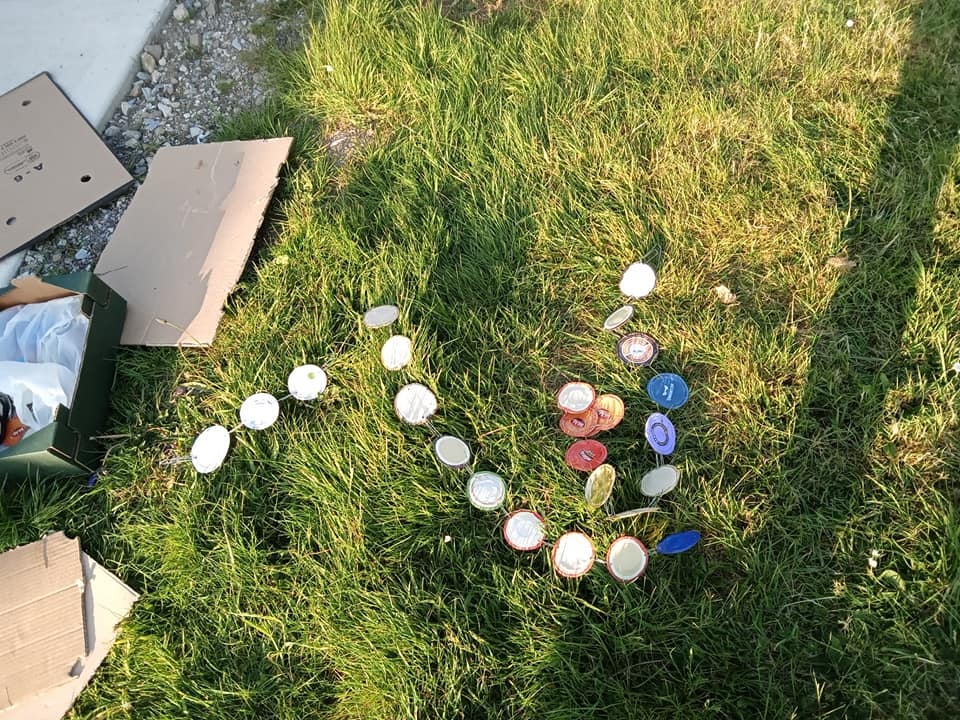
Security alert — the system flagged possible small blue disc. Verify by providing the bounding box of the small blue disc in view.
[646,373,689,410]
[656,530,701,555]
[644,412,676,455]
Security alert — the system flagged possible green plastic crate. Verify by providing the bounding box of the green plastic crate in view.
[0,272,126,481]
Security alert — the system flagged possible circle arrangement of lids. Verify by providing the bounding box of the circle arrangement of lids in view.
[190,425,231,473]
[640,465,679,497]
[565,439,608,472]
[503,510,546,551]
[656,530,701,555]
[551,532,596,578]
[603,304,635,333]
[559,408,599,438]
[584,464,616,508]
[434,435,471,468]
[381,335,413,371]
[619,262,657,298]
[287,364,328,401]
[592,394,625,431]
[606,536,649,583]
[557,382,596,414]
[467,471,506,511]
[644,412,676,455]
[394,383,438,425]
[646,373,689,410]
[617,332,660,367]
[363,304,400,329]
[239,393,281,430]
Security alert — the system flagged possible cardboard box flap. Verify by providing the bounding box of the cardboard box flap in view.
[94,137,292,346]
[0,275,78,311]
[0,74,133,261]
[0,533,86,710]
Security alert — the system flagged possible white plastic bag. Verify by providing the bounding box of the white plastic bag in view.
[0,295,90,452]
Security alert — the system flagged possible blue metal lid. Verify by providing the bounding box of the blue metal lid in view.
[646,373,689,410]
[656,530,701,555]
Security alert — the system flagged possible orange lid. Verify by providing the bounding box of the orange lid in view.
[559,408,599,438]
[593,394,625,432]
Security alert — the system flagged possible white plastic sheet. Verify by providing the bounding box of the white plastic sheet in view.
[0,295,89,451]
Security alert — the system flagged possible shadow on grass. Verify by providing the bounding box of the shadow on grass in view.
[778,0,960,713]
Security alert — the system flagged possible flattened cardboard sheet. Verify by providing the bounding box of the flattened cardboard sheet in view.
[0,74,133,261]
[0,533,85,710]
[94,137,293,345]
[0,553,139,720]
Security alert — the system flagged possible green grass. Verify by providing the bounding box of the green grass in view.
[3,0,960,716]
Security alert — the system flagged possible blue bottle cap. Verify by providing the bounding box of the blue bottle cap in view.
[644,413,676,455]
[646,373,689,410]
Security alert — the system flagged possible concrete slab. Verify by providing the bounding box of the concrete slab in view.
[0,0,174,286]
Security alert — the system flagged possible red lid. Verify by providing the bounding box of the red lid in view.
[564,440,608,472]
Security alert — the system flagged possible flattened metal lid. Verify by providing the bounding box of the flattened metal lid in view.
[381,335,413,371]
[640,465,679,497]
[619,262,657,298]
[646,372,688,409]
[564,440,608,472]
[551,532,596,578]
[394,383,438,425]
[239,393,280,430]
[557,382,596,413]
[617,332,659,367]
[467,471,506,511]
[190,425,231,473]
[288,364,327,401]
[644,412,676,455]
[434,435,471,468]
[363,304,399,329]
[503,510,546,551]
[603,304,635,332]
[584,463,616,508]
[605,536,649,582]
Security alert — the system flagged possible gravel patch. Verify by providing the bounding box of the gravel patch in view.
[18,0,305,278]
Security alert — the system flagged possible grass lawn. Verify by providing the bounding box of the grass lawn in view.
[3,0,960,716]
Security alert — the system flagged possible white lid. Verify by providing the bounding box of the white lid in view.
[239,393,280,430]
[381,335,413,371]
[363,304,400,329]
[287,364,327,401]
[434,435,471,468]
[467,471,506,511]
[606,536,648,582]
[394,383,438,425]
[190,424,231,473]
[603,304,635,332]
[503,510,545,551]
[584,464,616,508]
[551,532,596,578]
[640,465,679,497]
[619,262,657,298]
[557,382,596,413]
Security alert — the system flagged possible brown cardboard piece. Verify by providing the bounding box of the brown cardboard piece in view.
[0,534,139,720]
[0,533,85,709]
[0,74,133,261]
[94,137,293,346]
[0,276,77,310]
